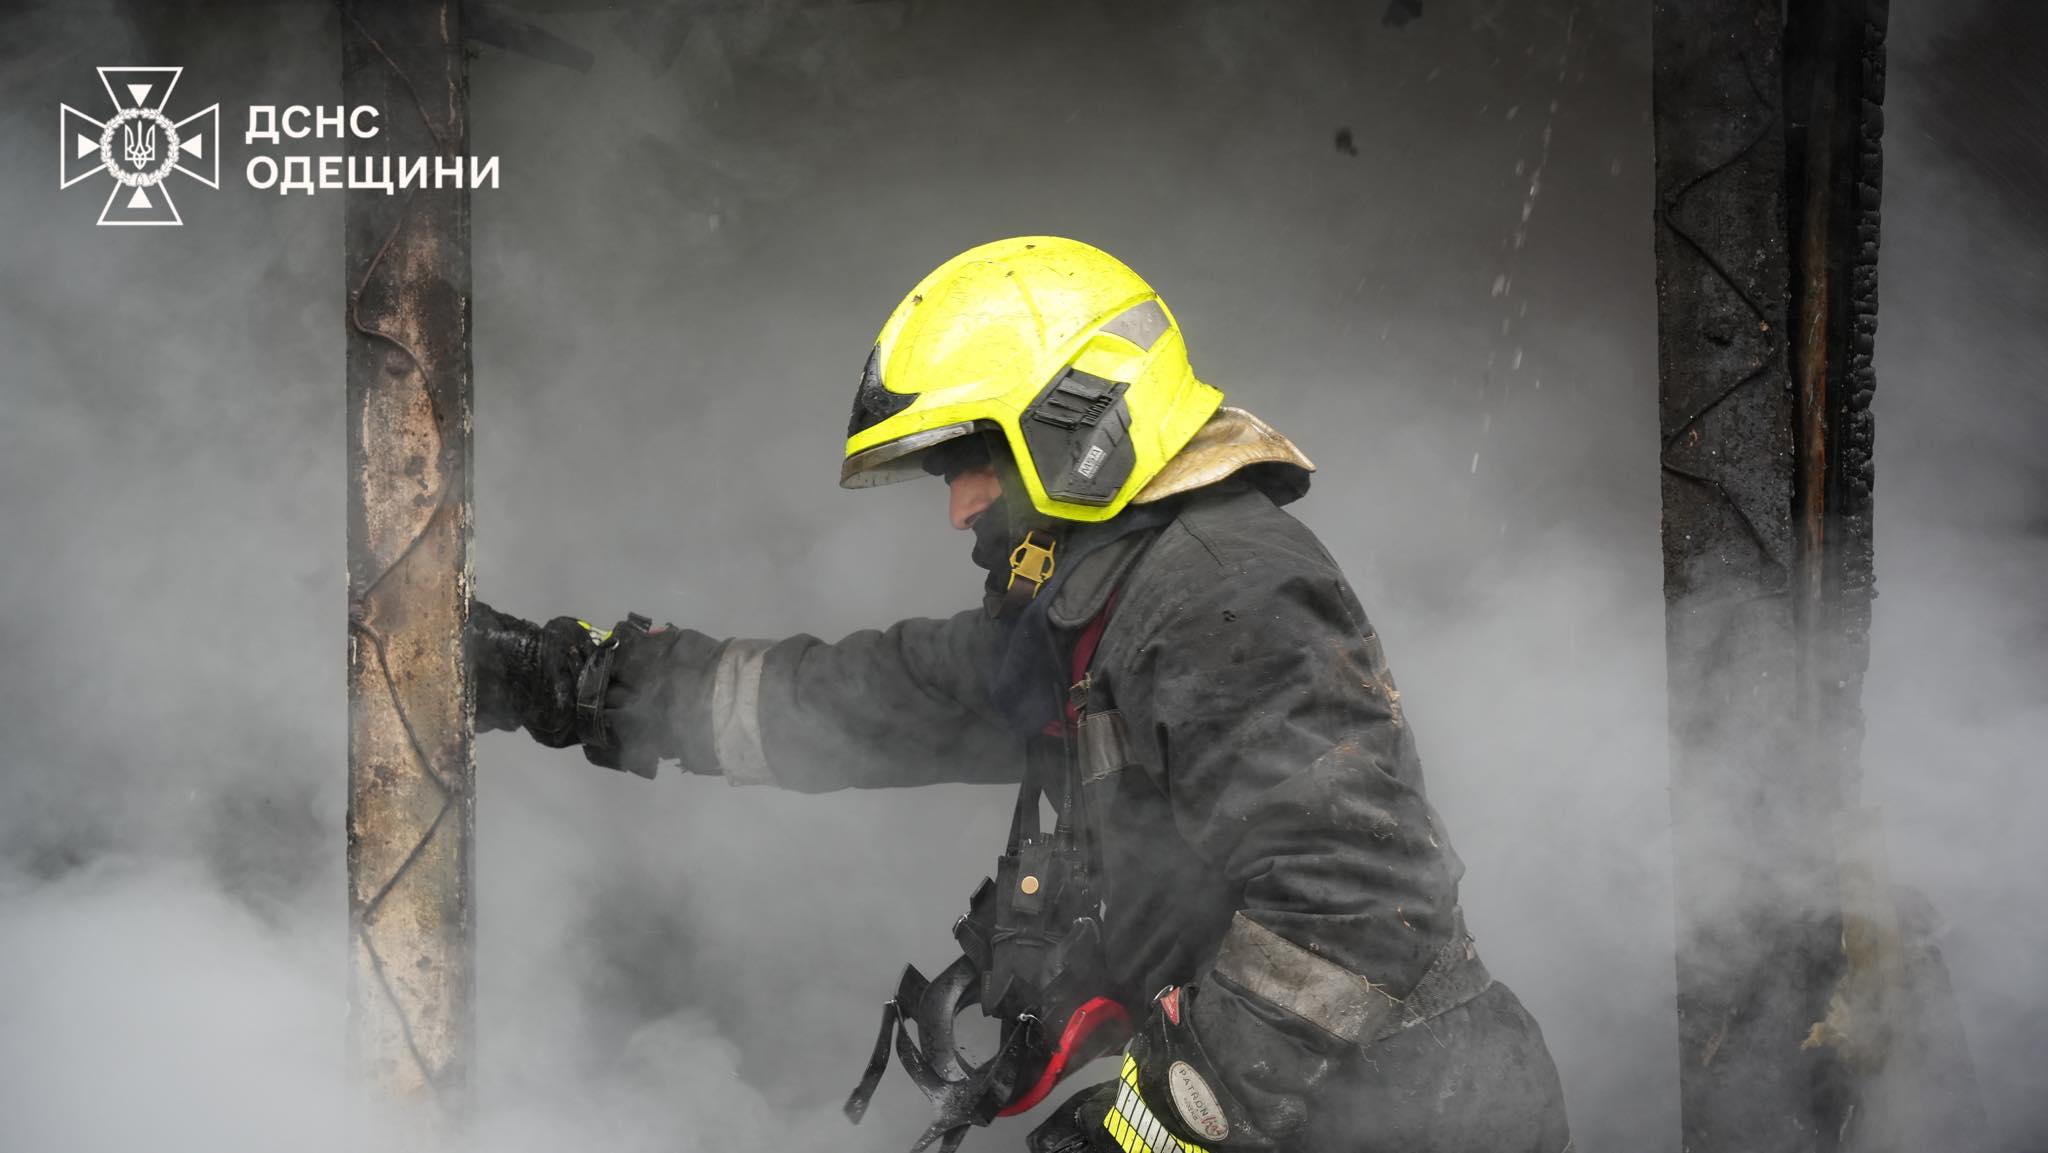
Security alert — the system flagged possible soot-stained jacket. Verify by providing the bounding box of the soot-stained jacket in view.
[647,477,1566,1151]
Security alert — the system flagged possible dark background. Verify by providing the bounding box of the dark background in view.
[0,2,2041,1150]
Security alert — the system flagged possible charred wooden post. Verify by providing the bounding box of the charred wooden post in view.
[1652,1,1894,1148]
[1783,5,1986,1150]
[342,0,475,1114]
[1653,5,1831,1145]
[1786,0,1885,814]
[1784,0,1888,1092]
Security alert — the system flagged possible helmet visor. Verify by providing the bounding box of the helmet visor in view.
[840,421,982,488]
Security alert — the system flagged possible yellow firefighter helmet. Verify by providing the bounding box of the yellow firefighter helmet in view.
[840,236,1224,523]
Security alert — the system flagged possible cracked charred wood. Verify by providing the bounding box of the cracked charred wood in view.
[1653,1,1872,1148]
[342,0,476,1114]
[1652,0,1979,1149]
[1786,5,1989,1151]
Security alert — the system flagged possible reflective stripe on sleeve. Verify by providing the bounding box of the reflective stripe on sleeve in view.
[1210,911,1400,1044]
[709,639,774,785]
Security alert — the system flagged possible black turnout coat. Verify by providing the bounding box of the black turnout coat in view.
[652,476,1570,1153]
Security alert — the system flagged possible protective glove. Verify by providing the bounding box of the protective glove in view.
[1027,984,1284,1153]
[468,600,594,747]
[569,612,685,778]
[468,601,684,777]
[1026,1081,1123,1153]
[1121,984,1271,1151]
[1025,1048,1228,1153]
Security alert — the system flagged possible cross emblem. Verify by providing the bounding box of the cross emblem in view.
[60,67,219,227]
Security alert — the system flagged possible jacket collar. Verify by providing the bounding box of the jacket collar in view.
[1047,521,1159,630]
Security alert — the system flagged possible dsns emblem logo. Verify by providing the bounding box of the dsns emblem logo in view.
[60,67,219,226]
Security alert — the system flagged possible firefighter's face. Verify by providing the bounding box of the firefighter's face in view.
[948,463,1002,531]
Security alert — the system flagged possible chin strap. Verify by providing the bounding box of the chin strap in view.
[985,437,1065,612]
[1007,529,1060,604]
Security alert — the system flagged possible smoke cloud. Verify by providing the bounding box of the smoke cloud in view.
[0,2,2039,1151]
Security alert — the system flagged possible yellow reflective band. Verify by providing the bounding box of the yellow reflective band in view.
[576,619,613,644]
[1101,1055,1208,1153]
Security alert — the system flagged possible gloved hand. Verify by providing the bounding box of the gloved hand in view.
[569,612,685,778]
[1027,1055,1224,1153]
[469,601,688,778]
[468,600,596,747]
[1027,985,1277,1153]
[1026,1081,1122,1153]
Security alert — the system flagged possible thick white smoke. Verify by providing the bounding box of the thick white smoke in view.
[0,2,2039,1151]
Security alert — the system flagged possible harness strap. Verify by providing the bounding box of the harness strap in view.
[844,591,1132,1152]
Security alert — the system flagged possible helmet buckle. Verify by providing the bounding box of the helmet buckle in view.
[1006,531,1058,598]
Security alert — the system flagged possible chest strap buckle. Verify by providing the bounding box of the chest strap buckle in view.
[1007,531,1058,598]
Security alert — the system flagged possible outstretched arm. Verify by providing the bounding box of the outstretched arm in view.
[471,600,1023,790]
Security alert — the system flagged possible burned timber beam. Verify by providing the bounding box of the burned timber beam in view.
[1652,1,1898,1149]
[342,0,475,1114]
[1652,6,1831,1143]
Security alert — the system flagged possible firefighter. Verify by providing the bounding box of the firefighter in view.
[471,237,1571,1153]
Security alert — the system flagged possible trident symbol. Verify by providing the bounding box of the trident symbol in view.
[122,121,156,167]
